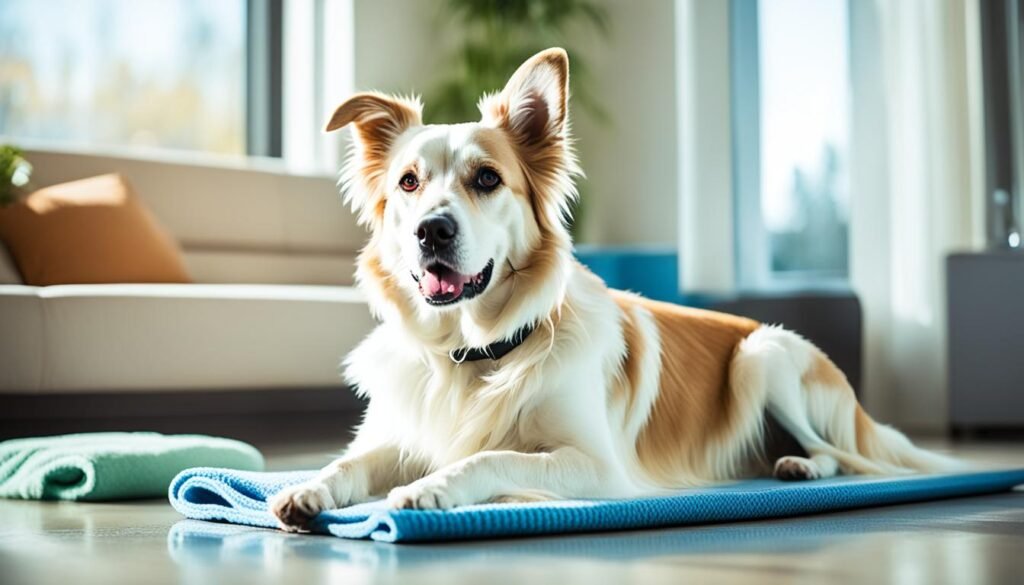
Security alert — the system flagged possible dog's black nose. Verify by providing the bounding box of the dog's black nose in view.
[416,214,458,251]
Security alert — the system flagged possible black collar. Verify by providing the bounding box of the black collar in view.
[450,324,536,363]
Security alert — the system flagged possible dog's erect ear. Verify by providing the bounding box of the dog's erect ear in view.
[480,49,580,236]
[481,48,569,145]
[325,92,422,226]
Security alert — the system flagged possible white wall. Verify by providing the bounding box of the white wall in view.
[350,1,457,95]
[347,0,680,246]
[570,0,679,246]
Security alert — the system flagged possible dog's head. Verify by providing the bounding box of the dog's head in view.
[327,49,579,316]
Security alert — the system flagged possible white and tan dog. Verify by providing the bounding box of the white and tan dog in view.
[271,48,957,530]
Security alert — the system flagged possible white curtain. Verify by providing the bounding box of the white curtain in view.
[850,0,986,432]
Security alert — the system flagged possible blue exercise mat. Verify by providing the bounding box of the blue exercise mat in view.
[168,467,1024,543]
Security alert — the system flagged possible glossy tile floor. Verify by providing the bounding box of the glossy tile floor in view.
[1,441,1022,585]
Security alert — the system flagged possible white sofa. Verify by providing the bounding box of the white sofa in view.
[0,146,377,394]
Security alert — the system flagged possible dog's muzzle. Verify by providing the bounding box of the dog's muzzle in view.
[412,259,495,306]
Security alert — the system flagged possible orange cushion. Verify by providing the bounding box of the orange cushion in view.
[0,174,191,285]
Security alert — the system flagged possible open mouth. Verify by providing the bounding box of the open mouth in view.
[412,259,494,306]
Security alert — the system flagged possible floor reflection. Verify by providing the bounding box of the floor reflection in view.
[167,492,1024,573]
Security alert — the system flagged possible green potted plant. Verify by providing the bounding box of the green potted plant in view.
[1,145,32,206]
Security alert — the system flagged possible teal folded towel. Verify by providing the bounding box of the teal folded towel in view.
[0,432,264,501]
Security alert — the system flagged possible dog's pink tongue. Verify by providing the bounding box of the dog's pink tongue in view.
[421,271,465,297]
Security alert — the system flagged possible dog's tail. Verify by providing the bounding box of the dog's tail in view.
[843,405,964,473]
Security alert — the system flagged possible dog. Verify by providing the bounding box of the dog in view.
[270,48,959,530]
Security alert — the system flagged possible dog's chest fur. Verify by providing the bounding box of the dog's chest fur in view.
[346,327,560,470]
[345,284,626,474]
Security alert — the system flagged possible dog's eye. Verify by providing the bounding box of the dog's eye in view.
[399,173,419,192]
[475,168,502,192]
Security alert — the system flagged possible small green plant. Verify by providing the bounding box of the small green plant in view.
[0,145,32,206]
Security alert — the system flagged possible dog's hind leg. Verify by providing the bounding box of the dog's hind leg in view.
[736,326,961,479]
[735,326,890,479]
[732,327,847,480]
[773,453,840,481]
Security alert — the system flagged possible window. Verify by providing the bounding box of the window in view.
[0,0,247,155]
[732,0,852,290]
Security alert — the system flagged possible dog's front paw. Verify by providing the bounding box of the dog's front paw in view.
[269,482,336,532]
[387,477,469,511]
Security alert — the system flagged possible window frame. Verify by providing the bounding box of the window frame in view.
[729,0,854,293]
[979,0,1024,249]
[280,0,354,174]
[246,0,285,158]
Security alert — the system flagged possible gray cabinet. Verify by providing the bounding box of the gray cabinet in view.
[947,252,1024,430]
